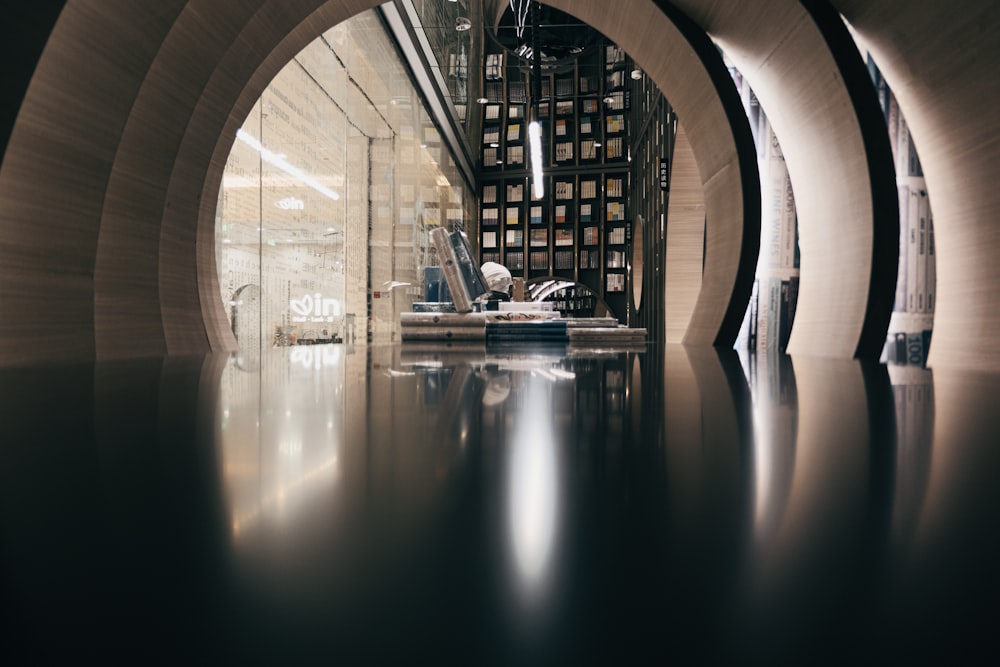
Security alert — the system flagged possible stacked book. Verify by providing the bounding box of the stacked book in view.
[486,319,568,346]
[400,312,486,341]
[567,322,647,346]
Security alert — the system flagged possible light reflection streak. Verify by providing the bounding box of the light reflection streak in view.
[507,376,559,597]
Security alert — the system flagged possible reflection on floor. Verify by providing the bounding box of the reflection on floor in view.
[1,343,998,662]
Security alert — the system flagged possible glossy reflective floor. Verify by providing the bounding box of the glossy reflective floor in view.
[2,343,999,662]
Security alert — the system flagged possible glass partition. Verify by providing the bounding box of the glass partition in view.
[216,10,474,349]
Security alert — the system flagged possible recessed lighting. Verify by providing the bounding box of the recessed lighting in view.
[420,143,428,148]
[630,69,643,80]
[455,17,471,31]
[476,97,488,104]
[490,142,499,148]
[603,96,615,105]
[594,142,602,148]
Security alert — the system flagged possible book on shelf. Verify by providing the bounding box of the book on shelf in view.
[482,184,497,203]
[581,98,599,114]
[581,180,597,199]
[605,44,625,68]
[506,251,524,270]
[606,114,625,134]
[508,104,524,119]
[530,250,549,269]
[555,228,574,246]
[431,227,489,314]
[485,81,504,102]
[554,205,567,224]
[607,70,625,89]
[607,202,625,221]
[579,76,598,94]
[537,101,549,118]
[482,231,498,248]
[579,249,600,269]
[484,104,501,120]
[583,226,598,245]
[606,273,625,292]
[555,142,574,162]
[555,77,574,97]
[509,81,526,103]
[607,177,623,197]
[507,145,523,165]
[505,228,523,247]
[540,77,551,99]
[606,137,624,159]
[483,147,499,165]
[607,226,626,244]
[530,205,543,225]
[766,276,799,352]
[507,122,521,141]
[530,228,547,247]
[486,53,503,80]
[555,181,573,199]
[483,126,500,144]
[482,207,498,225]
[606,249,626,268]
[580,116,593,134]
[556,100,573,115]
[554,250,574,269]
[580,204,593,223]
[506,182,523,202]
[506,207,519,226]
[481,250,501,264]
[580,139,597,160]
[555,119,567,136]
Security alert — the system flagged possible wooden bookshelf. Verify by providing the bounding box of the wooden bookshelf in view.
[477,41,634,322]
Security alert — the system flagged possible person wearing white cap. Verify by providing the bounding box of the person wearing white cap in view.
[480,261,513,300]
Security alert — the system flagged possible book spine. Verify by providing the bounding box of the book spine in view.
[400,312,485,326]
[779,169,796,269]
[905,185,918,312]
[915,186,928,312]
[767,277,781,352]
[926,207,936,312]
[401,327,486,341]
[894,184,908,312]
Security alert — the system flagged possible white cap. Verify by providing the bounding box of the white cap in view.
[481,261,512,294]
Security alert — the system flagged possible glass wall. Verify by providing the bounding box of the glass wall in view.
[216,10,474,348]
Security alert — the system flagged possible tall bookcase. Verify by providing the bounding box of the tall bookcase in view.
[477,42,633,322]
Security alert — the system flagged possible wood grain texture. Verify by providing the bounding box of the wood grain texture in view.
[672,0,898,360]
[544,0,759,348]
[664,123,705,343]
[835,0,1000,371]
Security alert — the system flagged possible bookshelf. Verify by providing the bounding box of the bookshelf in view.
[477,40,633,322]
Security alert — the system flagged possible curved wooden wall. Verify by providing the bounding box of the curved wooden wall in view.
[671,0,898,360]
[538,0,761,348]
[1,1,999,370]
[834,0,1000,369]
[664,124,706,343]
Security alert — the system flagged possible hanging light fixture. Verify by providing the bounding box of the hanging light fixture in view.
[528,0,544,199]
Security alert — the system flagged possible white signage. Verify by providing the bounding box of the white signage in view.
[290,293,341,323]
